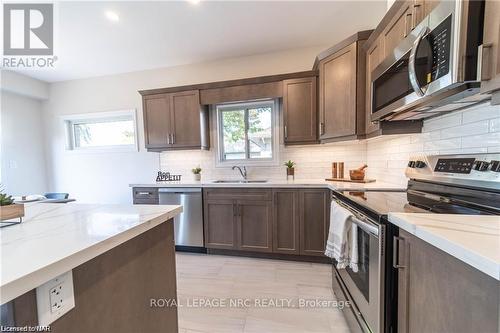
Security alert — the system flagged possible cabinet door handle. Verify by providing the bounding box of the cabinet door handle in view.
[404,13,413,37]
[320,122,325,135]
[172,133,175,144]
[233,203,237,217]
[137,192,151,196]
[284,125,288,139]
[412,4,421,29]
[393,236,406,269]
[167,134,171,144]
[478,43,493,81]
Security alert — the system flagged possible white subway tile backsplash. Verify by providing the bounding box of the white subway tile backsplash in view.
[489,118,500,133]
[461,103,500,123]
[367,103,500,186]
[422,113,462,131]
[461,132,500,149]
[423,138,461,151]
[160,103,500,187]
[440,120,489,139]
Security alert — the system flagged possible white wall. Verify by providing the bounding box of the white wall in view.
[366,103,500,186]
[1,71,49,100]
[1,91,48,195]
[42,46,326,204]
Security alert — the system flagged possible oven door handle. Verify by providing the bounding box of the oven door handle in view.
[409,26,430,97]
[333,198,379,237]
[350,216,379,237]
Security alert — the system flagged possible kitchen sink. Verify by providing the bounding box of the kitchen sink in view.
[212,180,268,183]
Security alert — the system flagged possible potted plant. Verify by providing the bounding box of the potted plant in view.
[192,166,202,181]
[284,160,296,180]
[0,188,24,221]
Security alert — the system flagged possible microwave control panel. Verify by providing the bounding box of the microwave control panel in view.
[427,14,452,82]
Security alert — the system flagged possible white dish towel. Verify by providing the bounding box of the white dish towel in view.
[325,201,353,269]
[349,223,359,273]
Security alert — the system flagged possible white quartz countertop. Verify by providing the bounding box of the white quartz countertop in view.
[0,202,182,304]
[130,179,406,192]
[388,213,500,280]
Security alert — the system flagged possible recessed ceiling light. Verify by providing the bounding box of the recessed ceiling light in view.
[105,11,119,22]
[187,0,201,5]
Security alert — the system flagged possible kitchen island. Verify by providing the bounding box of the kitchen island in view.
[0,202,182,332]
[388,213,500,333]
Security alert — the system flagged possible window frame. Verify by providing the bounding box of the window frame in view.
[63,109,139,153]
[215,99,279,167]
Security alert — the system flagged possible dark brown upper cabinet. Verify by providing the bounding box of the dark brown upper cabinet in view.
[142,90,209,151]
[381,1,439,58]
[282,77,318,145]
[362,0,427,138]
[315,31,371,142]
[480,0,500,94]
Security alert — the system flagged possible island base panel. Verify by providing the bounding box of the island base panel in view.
[2,220,178,333]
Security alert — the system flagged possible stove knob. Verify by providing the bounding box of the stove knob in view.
[473,161,489,171]
[415,161,426,168]
[490,160,500,172]
[408,161,416,168]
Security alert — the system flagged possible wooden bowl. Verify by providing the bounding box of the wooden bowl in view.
[349,169,365,181]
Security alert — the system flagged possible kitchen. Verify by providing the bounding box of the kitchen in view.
[1,0,499,332]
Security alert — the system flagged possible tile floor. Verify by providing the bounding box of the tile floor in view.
[175,253,350,333]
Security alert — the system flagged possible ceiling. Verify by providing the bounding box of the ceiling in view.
[16,1,387,82]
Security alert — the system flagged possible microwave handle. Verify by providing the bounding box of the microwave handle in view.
[409,26,430,97]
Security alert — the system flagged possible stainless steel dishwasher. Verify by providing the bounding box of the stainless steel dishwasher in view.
[158,188,204,251]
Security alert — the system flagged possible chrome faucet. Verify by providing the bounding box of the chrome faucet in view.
[232,166,247,180]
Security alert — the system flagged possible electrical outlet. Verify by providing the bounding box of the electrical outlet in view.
[49,283,64,313]
[36,271,75,325]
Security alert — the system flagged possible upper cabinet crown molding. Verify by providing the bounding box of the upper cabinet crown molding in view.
[313,30,373,71]
[363,0,409,52]
[138,71,318,98]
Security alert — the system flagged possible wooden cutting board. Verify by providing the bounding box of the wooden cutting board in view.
[325,178,376,183]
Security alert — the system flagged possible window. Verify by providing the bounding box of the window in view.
[64,110,137,152]
[216,100,277,165]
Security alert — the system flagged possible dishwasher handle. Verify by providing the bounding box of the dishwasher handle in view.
[158,188,201,194]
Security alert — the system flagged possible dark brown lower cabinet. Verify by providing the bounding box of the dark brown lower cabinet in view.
[203,190,272,253]
[204,188,330,259]
[396,230,499,333]
[272,189,300,254]
[299,189,330,256]
[204,199,237,250]
[237,200,273,252]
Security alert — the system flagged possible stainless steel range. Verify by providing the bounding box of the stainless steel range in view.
[331,153,500,333]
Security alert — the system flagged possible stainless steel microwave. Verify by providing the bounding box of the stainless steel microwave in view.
[371,0,490,122]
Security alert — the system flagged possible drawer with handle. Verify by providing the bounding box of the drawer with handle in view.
[133,187,159,204]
